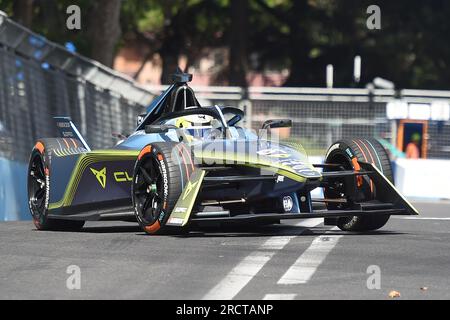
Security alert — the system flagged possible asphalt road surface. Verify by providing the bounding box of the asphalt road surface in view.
[0,201,449,300]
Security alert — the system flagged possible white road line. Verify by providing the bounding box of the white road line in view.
[393,217,450,221]
[202,218,323,300]
[263,293,297,300]
[277,227,342,285]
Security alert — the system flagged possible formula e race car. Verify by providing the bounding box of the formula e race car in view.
[27,70,418,234]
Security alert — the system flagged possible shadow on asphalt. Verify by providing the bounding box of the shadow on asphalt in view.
[79,223,406,238]
[180,226,406,238]
[81,225,142,233]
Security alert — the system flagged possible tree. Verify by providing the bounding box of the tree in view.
[122,0,229,84]
[1,0,450,89]
[228,0,249,87]
[12,0,33,28]
[253,0,335,86]
[87,0,122,67]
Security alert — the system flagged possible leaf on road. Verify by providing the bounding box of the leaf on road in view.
[388,290,401,298]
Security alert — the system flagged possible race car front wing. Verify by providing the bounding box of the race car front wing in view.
[166,161,418,227]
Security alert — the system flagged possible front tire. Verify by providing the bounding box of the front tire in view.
[132,142,195,235]
[324,138,393,232]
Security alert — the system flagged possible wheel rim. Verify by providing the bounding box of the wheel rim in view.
[28,153,47,219]
[133,155,164,225]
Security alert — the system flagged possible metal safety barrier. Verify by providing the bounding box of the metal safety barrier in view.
[146,85,450,158]
[0,11,153,161]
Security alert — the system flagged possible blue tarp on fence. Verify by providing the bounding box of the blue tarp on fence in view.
[0,158,29,221]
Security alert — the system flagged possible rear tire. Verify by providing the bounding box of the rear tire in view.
[28,141,85,231]
[324,138,393,232]
[132,142,196,235]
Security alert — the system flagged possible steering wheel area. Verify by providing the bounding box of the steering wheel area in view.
[221,107,244,127]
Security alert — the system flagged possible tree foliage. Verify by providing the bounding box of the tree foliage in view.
[1,0,449,89]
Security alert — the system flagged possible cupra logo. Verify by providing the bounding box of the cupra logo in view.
[90,167,106,188]
[182,180,199,200]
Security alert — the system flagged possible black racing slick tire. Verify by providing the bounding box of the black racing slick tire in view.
[132,142,196,235]
[324,138,393,232]
[27,139,86,231]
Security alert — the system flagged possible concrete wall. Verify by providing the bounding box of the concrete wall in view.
[395,158,450,200]
[308,156,450,201]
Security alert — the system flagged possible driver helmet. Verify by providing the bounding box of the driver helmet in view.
[175,113,216,141]
[175,113,214,128]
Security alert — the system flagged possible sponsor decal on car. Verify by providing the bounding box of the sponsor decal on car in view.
[283,196,293,212]
[43,167,50,212]
[257,148,291,158]
[90,167,107,188]
[326,143,340,159]
[158,211,166,223]
[158,156,169,198]
[56,121,71,128]
[174,207,188,213]
[167,217,184,226]
[345,147,354,158]
[275,158,319,176]
[277,158,307,169]
[182,180,199,200]
[276,159,315,174]
[113,171,133,182]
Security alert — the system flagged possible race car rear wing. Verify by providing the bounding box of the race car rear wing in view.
[53,117,91,151]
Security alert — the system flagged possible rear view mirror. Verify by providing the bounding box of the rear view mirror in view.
[261,119,292,130]
[137,113,147,126]
[145,124,178,134]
